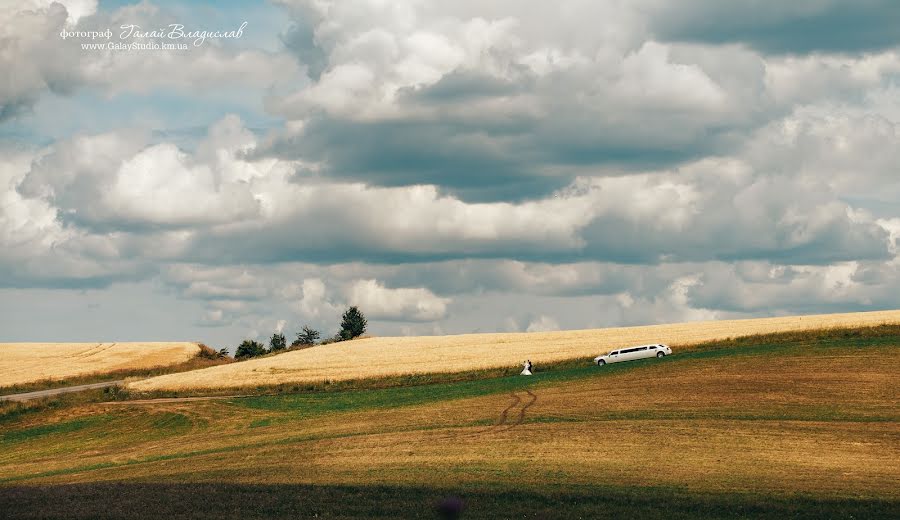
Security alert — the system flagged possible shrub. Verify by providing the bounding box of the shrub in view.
[197,343,219,359]
[319,333,344,346]
[235,340,267,359]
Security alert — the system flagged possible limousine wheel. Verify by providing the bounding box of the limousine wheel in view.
[656,352,664,358]
[597,359,606,366]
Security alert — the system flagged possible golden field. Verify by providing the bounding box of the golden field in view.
[128,309,900,392]
[0,342,200,388]
[2,326,898,517]
[4,333,898,500]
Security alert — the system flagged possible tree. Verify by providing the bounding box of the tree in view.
[269,332,286,351]
[217,348,230,359]
[339,306,367,340]
[235,339,266,359]
[293,325,320,346]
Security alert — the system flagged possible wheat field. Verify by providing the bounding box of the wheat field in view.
[128,309,900,392]
[6,331,897,503]
[0,342,200,388]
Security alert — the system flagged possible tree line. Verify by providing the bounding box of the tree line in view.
[234,306,368,360]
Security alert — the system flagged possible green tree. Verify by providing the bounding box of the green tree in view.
[235,339,266,359]
[293,325,320,346]
[339,306,367,340]
[269,332,287,351]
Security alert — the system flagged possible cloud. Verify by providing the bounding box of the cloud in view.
[744,110,900,207]
[345,279,450,322]
[0,1,301,122]
[0,143,154,288]
[160,264,454,326]
[260,2,777,201]
[647,0,900,55]
[181,164,890,266]
[3,97,895,301]
[3,0,900,338]
[525,315,559,332]
[0,3,83,122]
[1,1,98,25]
[686,260,900,314]
[17,116,270,231]
[292,278,341,319]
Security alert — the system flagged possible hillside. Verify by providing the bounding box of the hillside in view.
[0,342,201,389]
[128,310,900,392]
[2,326,898,518]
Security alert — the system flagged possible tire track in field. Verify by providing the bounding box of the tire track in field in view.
[503,389,537,429]
[71,343,105,358]
[469,392,521,436]
[83,342,116,359]
[444,390,537,439]
[437,392,519,439]
[72,343,117,359]
[495,392,521,428]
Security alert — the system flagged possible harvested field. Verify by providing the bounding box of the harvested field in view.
[2,328,898,519]
[128,310,900,392]
[0,343,200,388]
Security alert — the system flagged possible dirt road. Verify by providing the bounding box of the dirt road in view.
[0,380,123,402]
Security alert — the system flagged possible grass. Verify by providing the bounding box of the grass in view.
[1,482,897,519]
[127,309,900,392]
[0,386,134,424]
[1,416,108,443]
[0,324,898,518]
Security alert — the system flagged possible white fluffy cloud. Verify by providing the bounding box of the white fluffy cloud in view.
[5,110,895,287]
[17,116,279,230]
[2,0,900,338]
[346,279,450,322]
[292,278,341,319]
[525,315,559,333]
[158,264,453,327]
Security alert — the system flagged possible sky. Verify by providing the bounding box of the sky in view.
[1,0,899,348]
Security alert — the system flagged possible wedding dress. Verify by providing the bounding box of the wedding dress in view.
[521,361,532,376]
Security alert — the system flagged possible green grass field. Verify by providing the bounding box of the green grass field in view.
[1,326,899,519]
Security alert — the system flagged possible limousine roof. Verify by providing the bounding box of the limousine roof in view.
[611,344,666,351]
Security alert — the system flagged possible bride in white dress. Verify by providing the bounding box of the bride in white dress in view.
[521,360,533,376]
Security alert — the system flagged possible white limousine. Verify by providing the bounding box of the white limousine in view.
[593,344,672,366]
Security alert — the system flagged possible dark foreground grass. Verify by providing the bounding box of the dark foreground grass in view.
[1,482,896,520]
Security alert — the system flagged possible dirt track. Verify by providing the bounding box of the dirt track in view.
[449,389,538,439]
[0,381,123,402]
